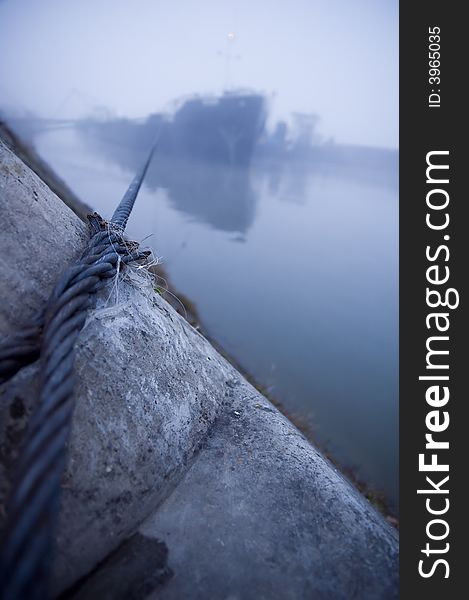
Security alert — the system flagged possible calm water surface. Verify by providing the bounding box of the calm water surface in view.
[35,129,398,510]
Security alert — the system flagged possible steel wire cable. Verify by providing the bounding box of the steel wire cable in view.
[0,142,157,599]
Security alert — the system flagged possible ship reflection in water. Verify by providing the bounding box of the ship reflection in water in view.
[79,93,266,234]
[29,91,398,511]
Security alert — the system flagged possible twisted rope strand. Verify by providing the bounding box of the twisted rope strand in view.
[0,141,157,599]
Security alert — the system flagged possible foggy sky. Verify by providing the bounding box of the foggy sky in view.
[0,0,398,148]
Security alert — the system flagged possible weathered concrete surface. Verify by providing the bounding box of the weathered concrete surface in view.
[0,138,88,337]
[72,395,398,600]
[0,138,398,598]
[139,402,399,600]
[0,139,233,593]
[0,121,92,221]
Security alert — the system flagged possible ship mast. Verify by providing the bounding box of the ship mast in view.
[224,32,236,91]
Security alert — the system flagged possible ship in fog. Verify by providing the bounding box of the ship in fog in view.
[80,91,267,169]
[2,91,397,235]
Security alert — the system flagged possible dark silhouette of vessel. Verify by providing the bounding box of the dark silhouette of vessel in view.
[81,91,267,169]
